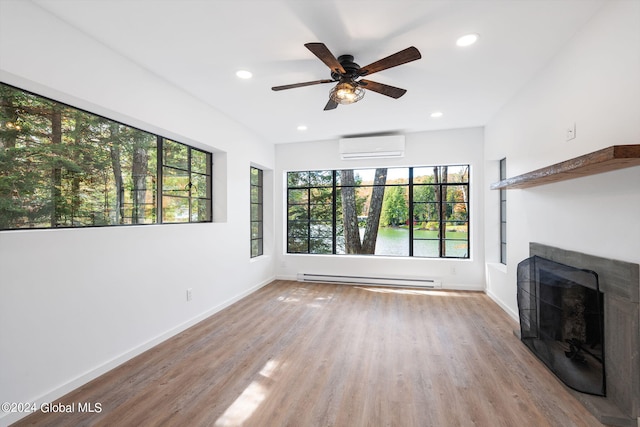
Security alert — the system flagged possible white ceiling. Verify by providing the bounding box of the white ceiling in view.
[33,0,605,144]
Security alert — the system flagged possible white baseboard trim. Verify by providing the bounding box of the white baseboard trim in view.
[0,276,275,427]
[439,283,484,291]
[486,289,519,322]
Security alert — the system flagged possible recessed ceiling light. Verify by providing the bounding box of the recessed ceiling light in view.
[430,111,443,118]
[297,125,308,131]
[456,33,479,47]
[235,70,253,79]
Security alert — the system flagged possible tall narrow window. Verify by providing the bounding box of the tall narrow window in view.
[250,166,263,257]
[500,158,507,264]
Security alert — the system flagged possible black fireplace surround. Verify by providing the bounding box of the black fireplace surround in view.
[517,255,605,396]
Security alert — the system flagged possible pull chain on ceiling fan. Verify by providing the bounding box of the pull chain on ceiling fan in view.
[272,42,422,110]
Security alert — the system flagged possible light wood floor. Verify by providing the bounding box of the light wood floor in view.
[14,280,605,427]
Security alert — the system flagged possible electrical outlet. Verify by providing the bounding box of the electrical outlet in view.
[186,288,193,301]
[566,123,576,141]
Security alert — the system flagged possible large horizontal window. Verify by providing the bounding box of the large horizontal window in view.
[287,165,469,258]
[0,82,211,230]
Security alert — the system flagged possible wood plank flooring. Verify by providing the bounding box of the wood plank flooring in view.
[14,281,605,427]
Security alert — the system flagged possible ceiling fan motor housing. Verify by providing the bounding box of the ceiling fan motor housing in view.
[331,55,361,80]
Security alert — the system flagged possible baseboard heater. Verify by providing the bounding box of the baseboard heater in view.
[297,273,442,289]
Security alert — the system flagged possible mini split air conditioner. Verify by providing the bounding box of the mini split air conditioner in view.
[339,135,405,160]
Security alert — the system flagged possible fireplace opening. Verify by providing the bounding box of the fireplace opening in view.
[517,256,605,396]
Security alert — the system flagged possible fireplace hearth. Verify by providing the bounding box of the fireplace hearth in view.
[520,243,640,427]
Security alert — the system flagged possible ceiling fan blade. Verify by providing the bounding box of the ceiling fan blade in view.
[358,46,421,76]
[305,42,346,75]
[272,79,335,91]
[324,99,338,110]
[358,79,407,99]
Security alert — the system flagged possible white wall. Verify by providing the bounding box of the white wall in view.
[484,0,640,319]
[275,128,485,290]
[0,2,274,425]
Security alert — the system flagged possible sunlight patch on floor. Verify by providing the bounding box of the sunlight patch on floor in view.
[306,303,323,308]
[259,359,281,379]
[307,294,335,308]
[276,287,317,304]
[214,381,266,426]
[215,359,282,426]
[354,286,478,297]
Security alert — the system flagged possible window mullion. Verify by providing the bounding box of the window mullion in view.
[439,183,444,258]
[307,187,311,253]
[409,167,414,257]
[187,147,192,220]
[286,188,291,253]
[332,170,337,254]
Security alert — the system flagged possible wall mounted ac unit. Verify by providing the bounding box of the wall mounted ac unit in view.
[339,135,405,160]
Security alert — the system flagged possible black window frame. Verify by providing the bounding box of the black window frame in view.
[250,166,263,258]
[0,82,212,231]
[286,165,470,259]
[499,158,507,264]
[160,138,212,224]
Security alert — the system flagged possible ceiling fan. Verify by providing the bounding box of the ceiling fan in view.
[271,43,422,110]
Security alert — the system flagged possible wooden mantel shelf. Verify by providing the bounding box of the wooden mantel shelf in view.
[490,145,640,190]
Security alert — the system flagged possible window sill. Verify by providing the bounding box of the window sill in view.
[486,262,507,274]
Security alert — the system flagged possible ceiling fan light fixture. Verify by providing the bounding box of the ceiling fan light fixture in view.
[330,80,365,105]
